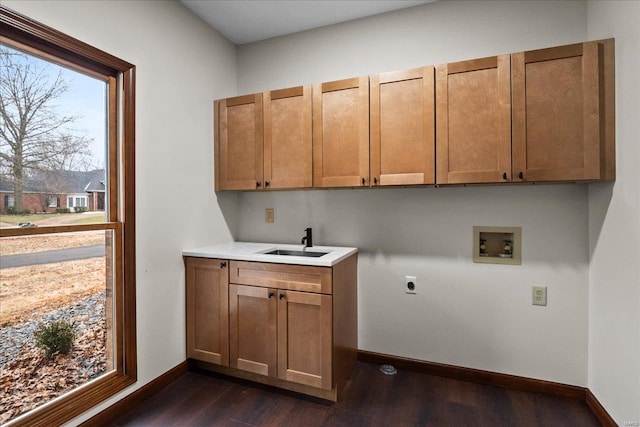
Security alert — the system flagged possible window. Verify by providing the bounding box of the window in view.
[5,195,15,208]
[0,6,136,427]
[67,196,88,209]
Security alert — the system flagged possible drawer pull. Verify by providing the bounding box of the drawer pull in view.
[220,262,227,268]
[279,293,285,300]
[268,291,275,299]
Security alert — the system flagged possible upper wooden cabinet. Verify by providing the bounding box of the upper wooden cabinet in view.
[264,86,313,189]
[370,67,435,186]
[215,94,263,191]
[436,55,512,184]
[512,40,615,182]
[313,77,369,188]
[215,86,312,191]
[215,39,614,190]
[437,39,614,185]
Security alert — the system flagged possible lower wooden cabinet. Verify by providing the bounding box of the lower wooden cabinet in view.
[185,257,229,366]
[230,285,332,390]
[185,254,357,401]
[229,284,277,377]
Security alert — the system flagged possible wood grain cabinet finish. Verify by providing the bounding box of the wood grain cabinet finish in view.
[278,290,332,390]
[229,284,277,377]
[188,254,358,401]
[313,77,370,188]
[370,67,435,186]
[229,284,332,391]
[436,55,512,184]
[215,94,263,190]
[185,258,229,366]
[512,40,615,182]
[215,86,312,191]
[436,39,614,185]
[263,86,313,189]
[215,39,614,189]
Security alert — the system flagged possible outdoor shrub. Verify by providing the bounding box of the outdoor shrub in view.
[5,207,30,215]
[74,206,88,213]
[56,208,70,213]
[34,320,76,359]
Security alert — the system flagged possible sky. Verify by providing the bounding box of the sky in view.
[1,43,107,170]
[58,66,107,169]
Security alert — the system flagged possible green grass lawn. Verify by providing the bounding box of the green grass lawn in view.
[67,215,106,225]
[0,213,65,224]
[0,212,105,225]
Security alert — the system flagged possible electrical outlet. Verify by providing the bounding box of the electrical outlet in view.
[405,276,417,294]
[532,286,547,306]
[265,208,274,223]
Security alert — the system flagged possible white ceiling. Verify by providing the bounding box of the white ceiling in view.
[180,0,435,45]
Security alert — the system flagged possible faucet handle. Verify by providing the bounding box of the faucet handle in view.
[302,227,313,248]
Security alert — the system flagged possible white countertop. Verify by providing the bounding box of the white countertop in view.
[182,242,358,267]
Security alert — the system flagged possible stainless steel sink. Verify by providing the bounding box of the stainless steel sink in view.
[265,249,328,257]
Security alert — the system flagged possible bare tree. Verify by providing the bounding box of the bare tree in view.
[0,45,94,211]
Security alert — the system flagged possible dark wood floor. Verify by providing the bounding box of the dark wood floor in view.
[110,362,600,426]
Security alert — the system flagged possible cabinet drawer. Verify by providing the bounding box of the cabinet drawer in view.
[229,261,332,294]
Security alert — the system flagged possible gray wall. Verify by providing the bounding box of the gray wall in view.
[587,0,640,423]
[234,0,591,386]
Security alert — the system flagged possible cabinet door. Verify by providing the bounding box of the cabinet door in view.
[436,55,511,184]
[216,94,263,190]
[370,67,435,186]
[277,290,332,390]
[512,41,611,181]
[229,284,277,377]
[313,77,369,188]
[264,86,312,189]
[185,258,229,365]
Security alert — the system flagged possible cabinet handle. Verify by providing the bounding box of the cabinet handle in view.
[268,291,275,299]
[220,262,226,268]
[374,177,378,185]
[361,177,365,186]
[265,181,270,187]
[502,172,507,180]
[256,181,261,188]
[279,293,285,300]
[518,171,524,180]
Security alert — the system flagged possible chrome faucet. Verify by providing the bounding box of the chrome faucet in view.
[301,227,313,248]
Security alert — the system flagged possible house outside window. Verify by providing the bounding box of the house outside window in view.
[48,197,58,208]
